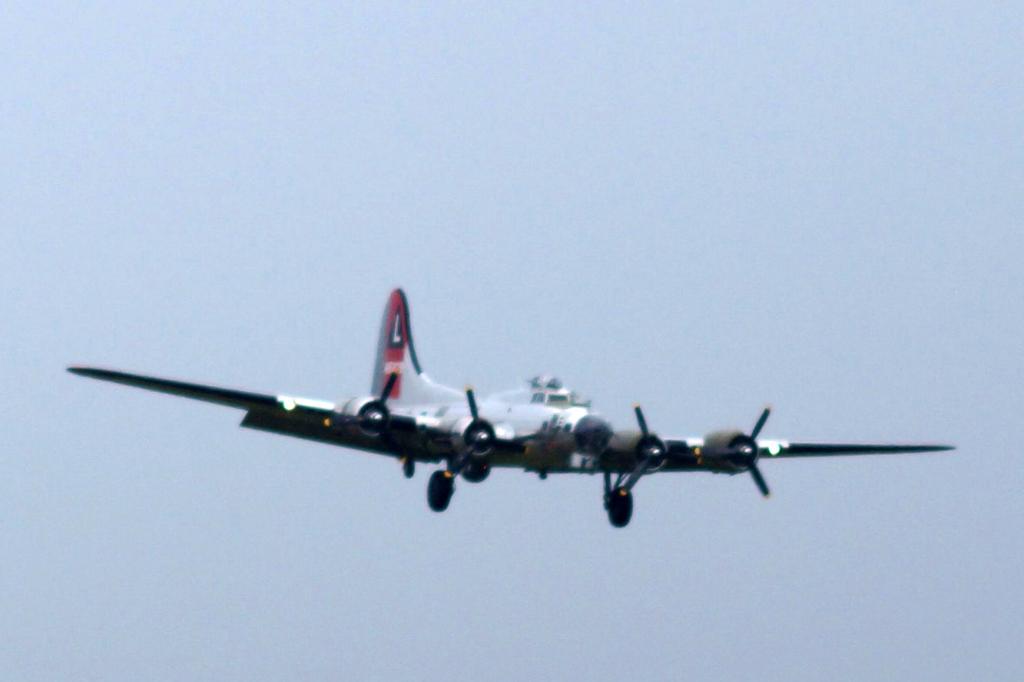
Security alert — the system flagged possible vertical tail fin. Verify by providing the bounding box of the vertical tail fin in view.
[370,289,460,405]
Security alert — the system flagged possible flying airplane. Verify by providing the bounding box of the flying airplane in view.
[69,288,952,527]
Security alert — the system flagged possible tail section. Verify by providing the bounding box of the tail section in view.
[370,289,461,405]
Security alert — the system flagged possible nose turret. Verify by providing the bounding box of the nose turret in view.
[574,415,613,454]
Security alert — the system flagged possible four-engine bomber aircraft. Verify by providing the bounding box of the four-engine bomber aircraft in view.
[70,289,952,527]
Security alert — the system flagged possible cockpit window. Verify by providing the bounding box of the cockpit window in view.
[531,393,545,404]
[546,394,569,405]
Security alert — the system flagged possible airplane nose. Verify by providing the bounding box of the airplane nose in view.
[574,415,613,454]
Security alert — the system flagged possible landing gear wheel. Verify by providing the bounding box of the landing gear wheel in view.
[427,470,455,512]
[607,487,633,528]
[402,457,415,479]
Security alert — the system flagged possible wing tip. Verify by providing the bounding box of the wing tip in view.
[67,366,110,379]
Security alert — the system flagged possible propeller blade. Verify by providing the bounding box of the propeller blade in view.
[633,404,649,437]
[750,406,771,440]
[749,464,770,497]
[380,372,399,402]
[466,387,479,420]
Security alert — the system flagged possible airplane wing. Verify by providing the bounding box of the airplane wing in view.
[66,366,431,459]
[761,441,953,458]
[67,366,334,413]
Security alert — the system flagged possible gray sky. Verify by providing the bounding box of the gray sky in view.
[3,2,1021,680]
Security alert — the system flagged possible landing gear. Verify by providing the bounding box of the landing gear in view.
[427,470,455,512]
[401,456,415,479]
[603,471,634,527]
[607,487,633,527]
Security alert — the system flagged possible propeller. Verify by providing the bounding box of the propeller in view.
[622,404,667,491]
[462,386,496,459]
[356,372,399,436]
[380,371,399,402]
[634,405,667,463]
[728,406,772,497]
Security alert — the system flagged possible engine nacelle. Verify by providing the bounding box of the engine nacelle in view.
[339,396,376,417]
[338,396,391,437]
[449,416,497,460]
[701,429,756,471]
